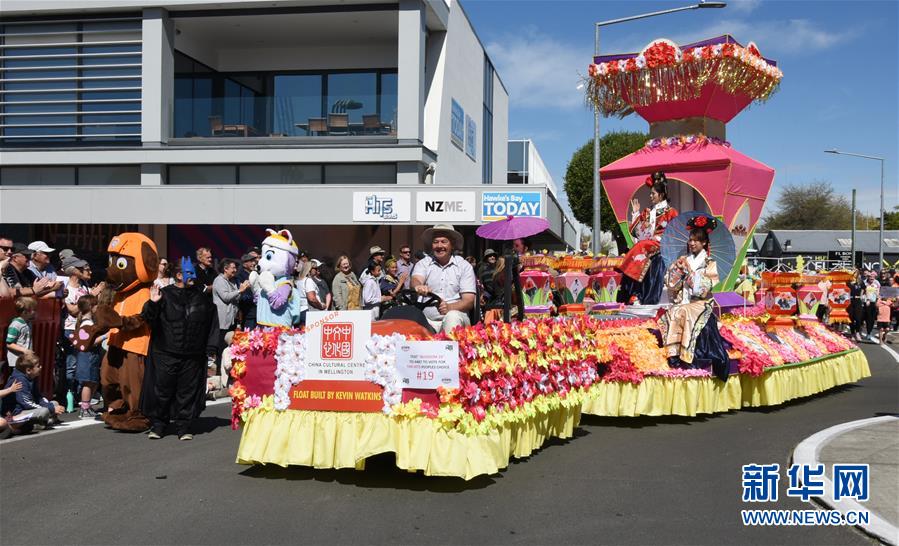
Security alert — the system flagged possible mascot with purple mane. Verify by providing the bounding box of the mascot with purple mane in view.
[250,229,301,328]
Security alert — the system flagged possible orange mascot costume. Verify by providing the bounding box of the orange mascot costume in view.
[86,233,158,431]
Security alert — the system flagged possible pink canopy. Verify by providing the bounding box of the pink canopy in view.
[599,142,775,231]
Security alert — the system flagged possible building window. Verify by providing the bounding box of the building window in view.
[0,19,143,145]
[165,164,396,184]
[0,165,139,185]
[0,166,76,185]
[507,140,528,184]
[482,54,495,184]
[173,51,397,139]
[168,165,237,185]
[77,165,139,185]
[239,164,321,185]
[324,164,396,184]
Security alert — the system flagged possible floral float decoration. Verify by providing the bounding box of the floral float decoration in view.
[586,37,782,117]
[229,313,859,427]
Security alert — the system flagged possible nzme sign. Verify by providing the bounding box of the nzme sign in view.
[482,191,542,220]
[416,192,476,222]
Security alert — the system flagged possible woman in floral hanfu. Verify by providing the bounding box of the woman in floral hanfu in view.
[618,171,678,305]
[658,215,730,381]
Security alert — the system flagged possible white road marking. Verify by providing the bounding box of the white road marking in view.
[1,398,232,445]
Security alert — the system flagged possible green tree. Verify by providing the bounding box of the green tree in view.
[563,131,648,237]
[872,205,899,230]
[760,181,878,230]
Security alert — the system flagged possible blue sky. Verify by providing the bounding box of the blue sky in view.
[463,0,898,225]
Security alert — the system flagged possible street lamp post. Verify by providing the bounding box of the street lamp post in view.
[592,1,726,255]
[825,149,886,270]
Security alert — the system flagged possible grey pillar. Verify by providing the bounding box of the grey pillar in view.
[142,8,175,145]
[397,0,425,143]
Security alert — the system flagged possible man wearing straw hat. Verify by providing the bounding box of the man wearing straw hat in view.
[411,224,476,333]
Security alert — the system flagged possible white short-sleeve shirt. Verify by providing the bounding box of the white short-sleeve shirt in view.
[411,255,476,319]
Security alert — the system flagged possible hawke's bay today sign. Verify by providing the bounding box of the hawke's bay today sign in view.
[482,191,542,221]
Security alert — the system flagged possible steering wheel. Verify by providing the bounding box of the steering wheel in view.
[394,289,443,311]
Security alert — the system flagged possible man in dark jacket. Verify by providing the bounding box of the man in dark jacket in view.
[235,252,258,329]
[141,258,218,440]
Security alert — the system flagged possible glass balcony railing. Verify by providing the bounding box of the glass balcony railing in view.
[173,95,398,139]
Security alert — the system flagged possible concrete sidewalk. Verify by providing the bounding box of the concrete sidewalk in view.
[794,415,899,545]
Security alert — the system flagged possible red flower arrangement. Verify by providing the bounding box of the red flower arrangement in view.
[644,41,677,68]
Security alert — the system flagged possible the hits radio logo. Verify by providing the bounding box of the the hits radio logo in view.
[364,195,397,220]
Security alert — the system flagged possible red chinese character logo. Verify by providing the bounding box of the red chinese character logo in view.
[321,323,353,359]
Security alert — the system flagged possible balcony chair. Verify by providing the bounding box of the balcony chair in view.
[328,113,349,136]
[362,114,385,135]
[307,117,327,136]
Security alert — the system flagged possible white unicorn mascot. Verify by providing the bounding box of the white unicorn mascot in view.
[251,228,301,328]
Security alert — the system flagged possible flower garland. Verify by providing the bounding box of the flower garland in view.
[273,332,308,410]
[586,38,782,117]
[363,333,405,413]
[228,326,298,428]
[644,134,731,150]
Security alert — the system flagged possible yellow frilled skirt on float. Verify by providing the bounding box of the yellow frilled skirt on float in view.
[740,349,870,407]
[235,404,582,480]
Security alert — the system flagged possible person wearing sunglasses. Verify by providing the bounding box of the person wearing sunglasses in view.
[396,244,413,289]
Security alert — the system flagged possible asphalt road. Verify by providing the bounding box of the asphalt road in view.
[2,344,896,546]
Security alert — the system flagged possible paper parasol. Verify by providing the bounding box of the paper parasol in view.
[476,215,550,241]
[660,211,736,284]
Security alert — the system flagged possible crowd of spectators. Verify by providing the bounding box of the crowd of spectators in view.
[0,230,480,438]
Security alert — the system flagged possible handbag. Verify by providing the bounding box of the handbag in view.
[345,280,362,310]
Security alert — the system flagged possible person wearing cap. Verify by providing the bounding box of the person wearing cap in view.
[477,249,498,301]
[61,256,105,400]
[2,244,54,298]
[235,252,259,329]
[395,244,414,289]
[27,241,64,298]
[307,259,332,311]
[361,246,386,282]
[411,224,476,333]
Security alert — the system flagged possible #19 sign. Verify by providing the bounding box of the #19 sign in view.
[304,310,372,381]
[395,340,460,390]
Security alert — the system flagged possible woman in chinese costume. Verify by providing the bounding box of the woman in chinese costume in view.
[658,216,730,381]
[618,171,678,305]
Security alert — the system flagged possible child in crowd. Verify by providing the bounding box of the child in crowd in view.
[876,297,892,344]
[0,379,24,439]
[72,294,103,419]
[5,296,36,370]
[1,353,64,429]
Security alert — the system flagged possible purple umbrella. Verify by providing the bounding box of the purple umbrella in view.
[476,215,550,241]
[476,215,548,324]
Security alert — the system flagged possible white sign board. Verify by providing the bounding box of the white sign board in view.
[304,310,372,380]
[352,192,411,222]
[416,192,477,222]
[395,340,460,389]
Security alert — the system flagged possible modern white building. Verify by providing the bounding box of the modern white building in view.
[0,0,573,263]
[507,139,578,249]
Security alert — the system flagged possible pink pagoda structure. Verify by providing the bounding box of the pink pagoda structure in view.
[587,35,783,289]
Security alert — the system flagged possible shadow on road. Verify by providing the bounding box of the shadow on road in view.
[579,413,717,428]
[238,453,497,491]
[236,422,591,490]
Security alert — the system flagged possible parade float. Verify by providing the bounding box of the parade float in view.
[230,36,870,480]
